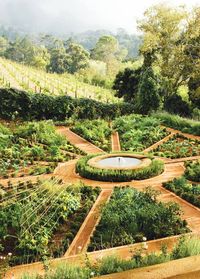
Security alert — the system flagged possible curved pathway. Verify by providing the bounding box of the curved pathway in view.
[53,160,185,190]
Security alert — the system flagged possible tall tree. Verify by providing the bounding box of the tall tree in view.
[65,42,89,74]
[113,67,142,102]
[137,67,160,114]
[47,48,68,74]
[138,4,188,98]
[91,35,127,76]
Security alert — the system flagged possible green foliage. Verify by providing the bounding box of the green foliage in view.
[163,177,200,208]
[47,48,69,74]
[76,155,164,182]
[113,114,169,152]
[20,236,200,278]
[0,121,79,178]
[47,43,89,74]
[112,67,142,102]
[88,187,188,251]
[72,119,111,151]
[153,134,200,159]
[137,67,160,114]
[0,180,100,265]
[185,160,200,182]
[5,37,50,70]
[91,35,126,76]
[164,94,191,117]
[152,112,200,136]
[0,36,8,56]
[97,255,136,275]
[171,237,200,260]
[0,88,134,121]
[138,4,196,98]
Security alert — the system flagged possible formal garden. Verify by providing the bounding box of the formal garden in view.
[0,94,200,278]
[0,2,200,278]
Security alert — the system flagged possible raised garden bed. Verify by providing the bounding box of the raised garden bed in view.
[0,121,81,179]
[113,114,169,152]
[88,187,189,251]
[72,119,112,152]
[0,179,100,265]
[152,134,200,159]
[185,160,200,182]
[163,177,200,208]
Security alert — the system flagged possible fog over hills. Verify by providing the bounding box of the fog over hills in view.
[0,0,199,35]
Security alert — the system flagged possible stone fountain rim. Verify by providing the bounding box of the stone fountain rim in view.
[87,153,152,170]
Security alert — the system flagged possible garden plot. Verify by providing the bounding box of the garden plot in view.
[0,121,81,179]
[0,179,100,265]
[113,115,169,152]
[152,134,200,159]
[72,119,112,152]
[164,177,200,208]
[88,187,189,251]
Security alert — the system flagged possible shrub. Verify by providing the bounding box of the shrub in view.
[152,112,200,136]
[0,88,134,121]
[164,94,191,117]
[88,187,188,251]
[76,155,164,182]
[185,160,200,182]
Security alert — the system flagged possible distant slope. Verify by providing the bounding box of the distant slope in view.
[0,57,117,103]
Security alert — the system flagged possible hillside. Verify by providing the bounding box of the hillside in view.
[0,57,117,103]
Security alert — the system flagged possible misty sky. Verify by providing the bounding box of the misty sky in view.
[0,0,199,34]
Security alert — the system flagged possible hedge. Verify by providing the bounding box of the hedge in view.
[152,112,200,136]
[76,155,164,182]
[0,88,135,121]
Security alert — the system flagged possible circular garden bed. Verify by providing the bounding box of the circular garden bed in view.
[76,153,164,182]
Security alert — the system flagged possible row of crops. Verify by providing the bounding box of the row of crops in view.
[0,178,100,265]
[0,57,116,102]
[0,121,82,179]
[72,116,200,158]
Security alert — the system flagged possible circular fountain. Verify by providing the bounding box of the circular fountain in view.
[97,156,141,168]
[87,153,151,170]
[76,153,164,182]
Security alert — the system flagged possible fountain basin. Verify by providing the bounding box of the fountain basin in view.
[87,153,151,170]
[76,153,164,182]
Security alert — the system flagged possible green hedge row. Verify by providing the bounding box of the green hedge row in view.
[152,112,200,136]
[76,155,164,182]
[0,88,135,121]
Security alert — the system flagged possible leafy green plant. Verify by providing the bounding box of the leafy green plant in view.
[0,121,80,179]
[153,134,200,159]
[72,119,111,151]
[152,112,200,136]
[185,160,200,182]
[163,177,200,207]
[88,187,188,251]
[0,180,100,265]
[19,236,200,279]
[113,114,169,152]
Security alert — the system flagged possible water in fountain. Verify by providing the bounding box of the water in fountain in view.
[98,156,141,168]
